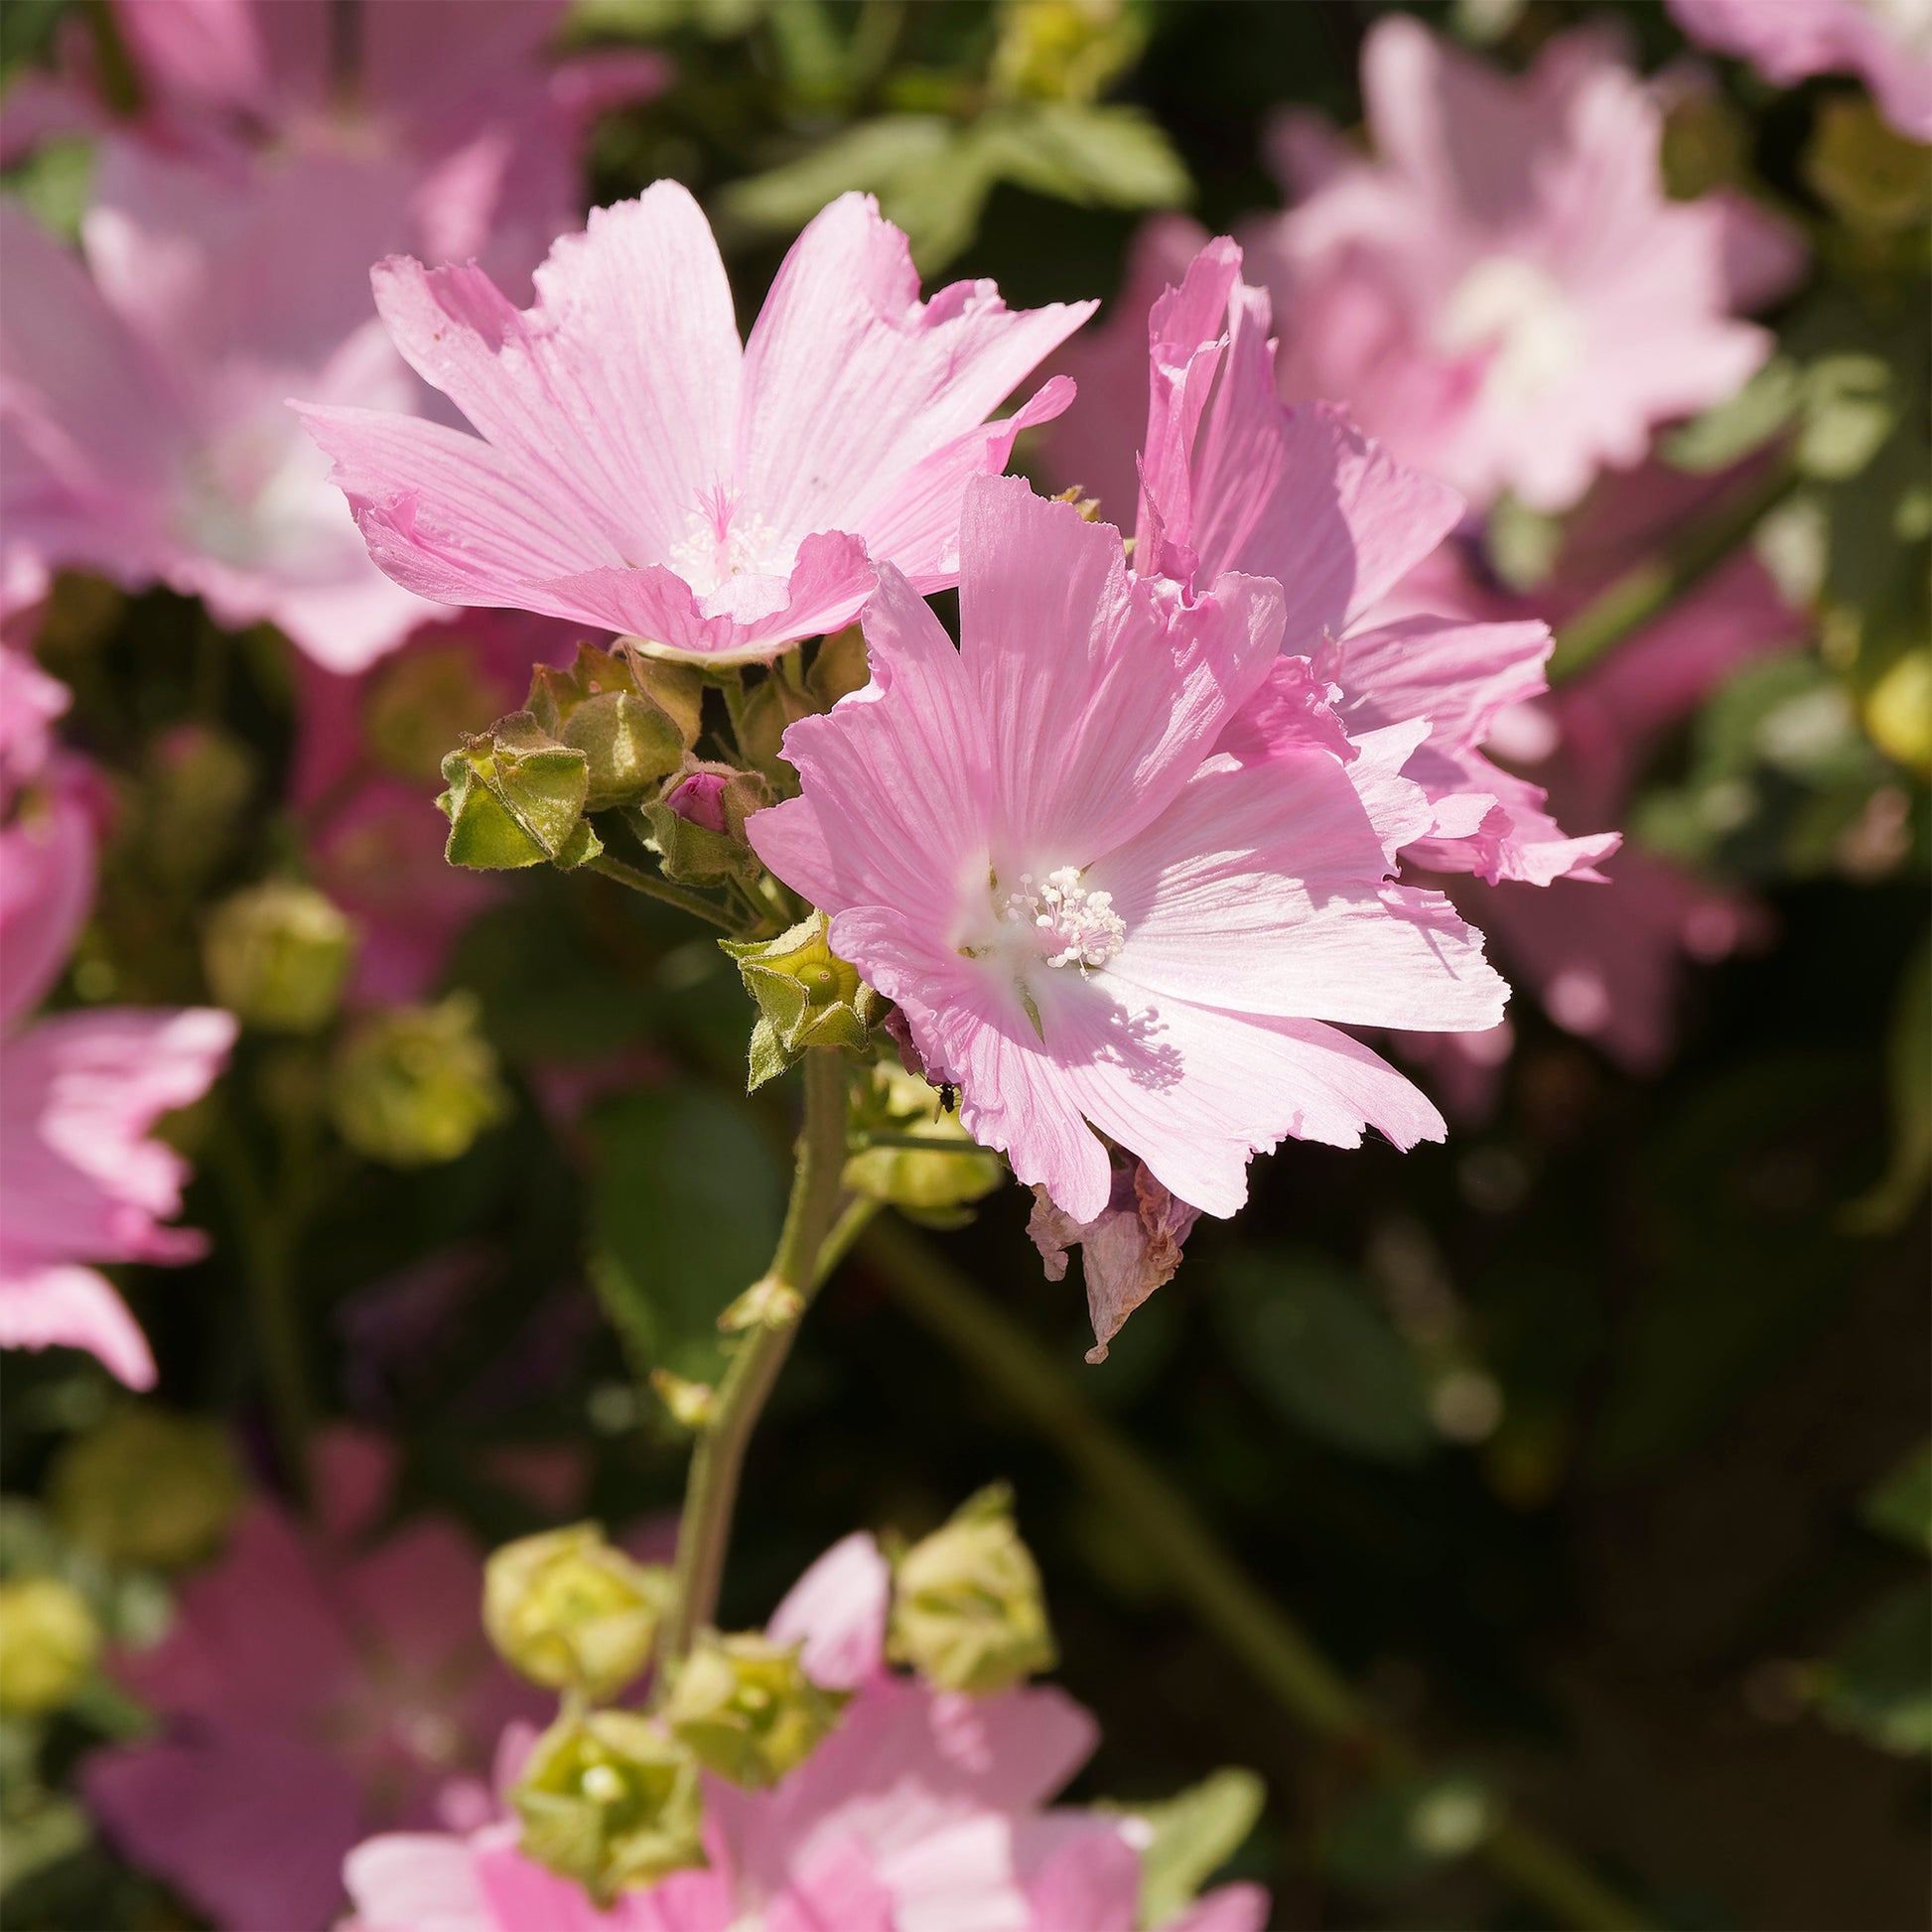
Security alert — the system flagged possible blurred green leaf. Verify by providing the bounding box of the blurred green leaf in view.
[566,0,763,39]
[1215,1251,1434,1463]
[1812,1585,1932,1756]
[976,101,1189,210]
[1862,1442,1932,1556]
[1843,934,1931,1234]
[1325,1770,1499,1893]
[585,1085,783,1385]
[1121,1765,1265,1928]
[1,139,94,243]
[1798,355,1896,482]
[1662,359,1802,475]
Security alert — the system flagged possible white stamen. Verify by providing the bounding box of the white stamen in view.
[667,507,788,596]
[998,866,1125,972]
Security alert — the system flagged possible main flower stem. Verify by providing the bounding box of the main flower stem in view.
[660,1049,851,1665]
[863,1216,1655,1932]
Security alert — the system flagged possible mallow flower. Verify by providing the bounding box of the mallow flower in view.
[749,474,1507,1226]
[1669,0,1932,142]
[1134,237,1620,891]
[1243,16,1804,511]
[0,648,234,1388]
[300,183,1095,664]
[341,1531,1268,1932]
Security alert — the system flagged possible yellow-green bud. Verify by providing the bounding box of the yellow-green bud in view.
[49,1406,244,1570]
[364,645,511,784]
[329,993,508,1168]
[528,644,702,811]
[203,881,356,1033]
[843,1062,1004,1221]
[662,1631,849,1789]
[990,0,1144,104]
[722,911,884,1092]
[510,1709,704,1906]
[0,1577,100,1716]
[483,1524,670,1703]
[437,714,603,872]
[1806,95,1932,234]
[888,1482,1056,1695]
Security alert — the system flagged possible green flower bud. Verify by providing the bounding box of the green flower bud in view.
[1806,95,1932,234]
[529,644,703,811]
[663,1630,849,1789]
[735,674,818,790]
[49,1406,244,1571]
[483,1524,671,1703]
[888,1482,1056,1696]
[364,645,512,784]
[721,911,884,1092]
[438,713,603,872]
[202,881,357,1033]
[843,1062,1004,1222]
[990,0,1144,104]
[0,1577,99,1716]
[329,993,508,1168]
[806,625,870,708]
[510,1709,705,1906]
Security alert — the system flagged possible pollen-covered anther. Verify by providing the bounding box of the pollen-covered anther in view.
[1000,867,1125,972]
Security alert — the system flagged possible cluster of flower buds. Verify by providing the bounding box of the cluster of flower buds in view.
[844,1060,1007,1223]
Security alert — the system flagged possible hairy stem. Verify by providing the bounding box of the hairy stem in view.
[661,1050,852,1663]
[585,851,743,931]
[863,1216,1654,1932]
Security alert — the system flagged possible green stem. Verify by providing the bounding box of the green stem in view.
[585,852,743,932]
[862,1216,1655,1932]
[209,1122,314,1509]
[661,1050,852,1664]
[1548,459,1799,685]
[851,1131,1000,1155]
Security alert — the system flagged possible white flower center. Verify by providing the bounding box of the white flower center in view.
[998,866,1125,973]
[1439,256,1585,412]
[668,505,790,597]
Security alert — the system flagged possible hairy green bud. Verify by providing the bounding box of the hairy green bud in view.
[662,1631,849,1789]
[722,910,884,1091]
[889,1482,1056,1695]
[483,1524,670,1704]
[438,714,603,871]
[50,1406,244,1571]
[203,881,356,1033]
[528,644,703,811]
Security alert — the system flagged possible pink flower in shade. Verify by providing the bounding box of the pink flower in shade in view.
[342,1531,1270,1932]
[748,474,1506,1226]
[0,149,444,672]
[1133,236,1619,893]
[290,609,588,1001]
[0,648,234,1388]
[1240,17,1805,512]
[299,185,1095,665]
[83,1428,547,1932]
[1670,0,1932,141]
[1,1,670,301]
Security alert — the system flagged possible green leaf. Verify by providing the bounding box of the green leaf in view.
[1862,1442,1932,1555]
[1325,1771,1500,1894]
[1214,1251,1434,1463]
[720,115,956,234]
[1661,358,1802,475]
[1799,354,1896,481]
[979,101,1190,211]
[1121,1766,1265,1929]
[1812,1585,1932,1756]
[585,1086,784,1386]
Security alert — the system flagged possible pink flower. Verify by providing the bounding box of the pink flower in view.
[291,609,588,1000]
[0,647,233,1388]
[749,474,1505,1225]
[83,1428,546,1932]
[342,1532,1270,1932]
[1243,18,1804,511]
[3,1,670,301]
[300,185,1095,665]
[1,151,442,671]
[1133,236,1619,893]
[1670,0,1932,141]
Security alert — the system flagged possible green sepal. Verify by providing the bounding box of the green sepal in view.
[720,910,883,1092]
[437,713,604,871]
[528,643,702,810]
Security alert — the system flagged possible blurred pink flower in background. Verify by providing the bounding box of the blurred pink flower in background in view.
[84,1428,545,1932]
[1242,17,1804,511]
[1133,236,1619,890]
[0,646,233,1387]
[343,1530,1269,1932]
[290,608,589,1000]
[301,185,1094,663]
[752,474,1505,1226]
[1,0,670,299]
[1670,0,1932,140]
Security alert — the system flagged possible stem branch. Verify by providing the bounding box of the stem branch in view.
[862,1215,1653,1932]
[585,851,742,931]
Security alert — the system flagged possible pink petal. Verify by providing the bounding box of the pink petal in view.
[344,1832,494,1932]
[765,1532,893,1691]
[0,1262,155,1388]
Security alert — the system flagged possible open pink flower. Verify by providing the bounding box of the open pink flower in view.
[750,475,1505,1225]
[343,1531,1269,1932]
[83,1429,545,1932]
[1,150,442,671]
[1243,18,1804,512]
[1670,0,1932,141]
[301,185,1094,665]
[0,647,233,1387]
[1133,236,1620,894]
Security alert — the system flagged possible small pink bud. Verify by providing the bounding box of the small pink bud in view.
[664,771,729,834]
